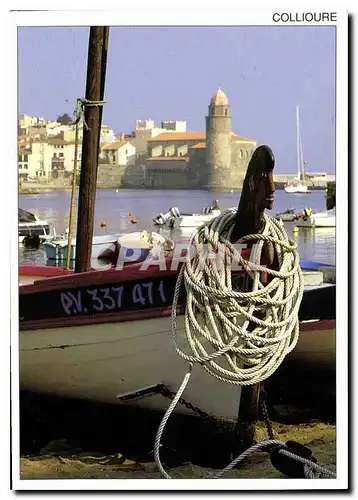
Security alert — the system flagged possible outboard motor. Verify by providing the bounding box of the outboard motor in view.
[202,206,212,214]
[153,207,180,226]
[23,234,41,249]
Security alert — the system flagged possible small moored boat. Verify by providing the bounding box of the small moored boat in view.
[174,200,222,228]
[19,208,52,243]
[43,232,123,262]
[295,207,336,228]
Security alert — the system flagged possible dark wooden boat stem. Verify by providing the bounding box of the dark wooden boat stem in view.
[75,27,110,273]
[231,145,276,451]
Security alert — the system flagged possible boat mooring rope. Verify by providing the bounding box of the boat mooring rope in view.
[154,208,336,479]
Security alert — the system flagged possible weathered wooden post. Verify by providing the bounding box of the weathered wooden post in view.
[231,145,276,450]
[75,26,109,273]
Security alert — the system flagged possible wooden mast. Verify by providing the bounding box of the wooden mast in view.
[74,26,109,273]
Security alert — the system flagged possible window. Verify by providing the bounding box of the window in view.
[239,150,243,159]
[225,109,228,116]
[125,149,128,155]
[18,155,22,162]
[24,154,28,161]
[24,164,28,169]
[59,153,64,158]
[18,164,22,170]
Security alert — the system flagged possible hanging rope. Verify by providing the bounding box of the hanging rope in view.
[73,97,106,130]
[154,208,336,479]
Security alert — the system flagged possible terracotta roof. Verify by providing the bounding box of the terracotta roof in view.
[190,142,206,149]
[147,132,205,142]
[231,133,256,143]
[47,138,72,145]
[147,156,189,161]
[147,131,256,143]
[101,140,130,150]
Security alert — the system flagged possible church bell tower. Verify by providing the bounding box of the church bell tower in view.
[205,88,232,190]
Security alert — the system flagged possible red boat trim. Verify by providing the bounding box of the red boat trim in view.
[19,264,73,277]
[19,263,180,294]
[299,319,335,332]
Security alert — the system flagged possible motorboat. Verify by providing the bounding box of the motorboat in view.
[18,208,52,243]
[153,207,181,226]
[295,207,336,228]
[153,202,222,229]
[174,201,222,228]
[175,209,221,228]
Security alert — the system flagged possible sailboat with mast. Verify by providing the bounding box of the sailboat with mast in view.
[284,106,310,194]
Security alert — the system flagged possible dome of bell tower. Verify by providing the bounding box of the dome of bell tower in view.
[210,88,229,106]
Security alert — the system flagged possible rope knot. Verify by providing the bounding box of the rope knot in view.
[73,97,106,130]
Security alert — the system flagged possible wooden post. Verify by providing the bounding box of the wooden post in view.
[74,27,109,273]
[230,145,276,451]
[65,117,79,270]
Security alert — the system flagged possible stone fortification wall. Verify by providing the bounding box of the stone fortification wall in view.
[96,164,146,189]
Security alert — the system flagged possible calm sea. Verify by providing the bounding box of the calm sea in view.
[19,189,335,267]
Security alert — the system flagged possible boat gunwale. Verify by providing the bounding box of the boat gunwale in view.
[19,306,335,332]
[19,262,180,294]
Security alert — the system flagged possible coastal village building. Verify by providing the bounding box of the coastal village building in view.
[18,137,83,181]
[100,138,136,166]
[134,119,186,159]
[18,116,117,183]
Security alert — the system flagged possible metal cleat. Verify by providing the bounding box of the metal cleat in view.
[116,384,164,402]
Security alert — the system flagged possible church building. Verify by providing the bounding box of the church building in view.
[144,89,257,190]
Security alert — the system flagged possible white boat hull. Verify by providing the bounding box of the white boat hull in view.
[19,314,335,420]
[20,315,243,421]
[43,234,121,261]
[284,185,309,194]
[296,209,336,228]
[175,210,221,228]
[19,219,52,243]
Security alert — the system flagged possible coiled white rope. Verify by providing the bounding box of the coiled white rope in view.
[172,208,304,385]
[154,208,334,479]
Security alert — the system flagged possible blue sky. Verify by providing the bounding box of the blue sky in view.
[18,26,336,174]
